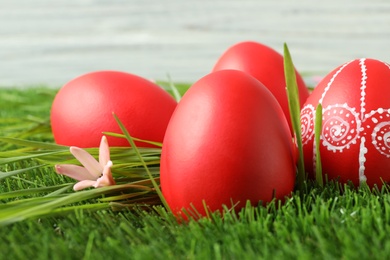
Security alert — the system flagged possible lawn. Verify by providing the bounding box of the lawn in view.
[1,86,390,260]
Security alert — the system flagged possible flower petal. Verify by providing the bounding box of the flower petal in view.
[94,161,115,188]
[70,146,102,177]
[73,180,97,191]
[55,164,97,181]
[99,136,110,167]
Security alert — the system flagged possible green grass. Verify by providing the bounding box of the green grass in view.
[2,86,390,259]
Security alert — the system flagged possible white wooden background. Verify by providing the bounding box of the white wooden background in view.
[1,0,390,87]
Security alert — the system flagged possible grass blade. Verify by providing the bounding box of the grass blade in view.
[0,164,44,180]
[112,113,171,213]
[283,43,306,191]
[315,104,323,187]
[0,137,68,150]
[102,132,163,148]
[0,151,67,164]
[166,74,182,102]
[0,184,72,200]
[0,183,154,226]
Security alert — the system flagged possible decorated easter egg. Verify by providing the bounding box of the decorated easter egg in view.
[212,41,310,133]
[160,70,296,218]
[51,71,177,148]
[301,58,390,188]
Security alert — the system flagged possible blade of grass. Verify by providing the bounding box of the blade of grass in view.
[0,184,72,200]
[284,43,306,192]
[166,73,182,102]
[0,137,68,150]
[112,113,171,213]
[0,150,67,164]
[102,132,163,148]
[45,184,74,197]
[315,104,323,187]
[0,202,110,226]
[0,183,155,226]
[0,164,45,180]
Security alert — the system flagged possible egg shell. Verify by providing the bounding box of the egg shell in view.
[301,58,390,188]
[160,70,296,217]
[212,41,310,133]
[50,71,177,148]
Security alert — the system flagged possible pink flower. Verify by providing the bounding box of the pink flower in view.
[55,136,116,191]
[312,75,324,85]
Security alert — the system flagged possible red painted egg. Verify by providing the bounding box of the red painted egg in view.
[301,58,390,188]
[212,41,310,133]
[51,71,177,148]
[161,70,296,218]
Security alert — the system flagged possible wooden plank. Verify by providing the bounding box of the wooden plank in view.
[0,0,389,86]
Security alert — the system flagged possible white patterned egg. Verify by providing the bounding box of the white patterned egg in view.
[301,58,390,188]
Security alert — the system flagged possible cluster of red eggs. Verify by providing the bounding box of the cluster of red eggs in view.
[50,41,390,217]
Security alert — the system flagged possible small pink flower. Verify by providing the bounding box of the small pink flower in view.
[55,136,116,191]
[312,75,324,85]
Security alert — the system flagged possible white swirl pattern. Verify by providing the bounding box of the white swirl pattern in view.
[366,109,390,157]
[321,104,361,151]
[300,105,315,145]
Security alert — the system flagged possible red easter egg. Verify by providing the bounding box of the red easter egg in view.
[301,58,390,188]
[161,70,296,218]
[51,71,177,148]
[212,41,310,133]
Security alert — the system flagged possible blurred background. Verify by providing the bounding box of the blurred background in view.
[1,0,390,87]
